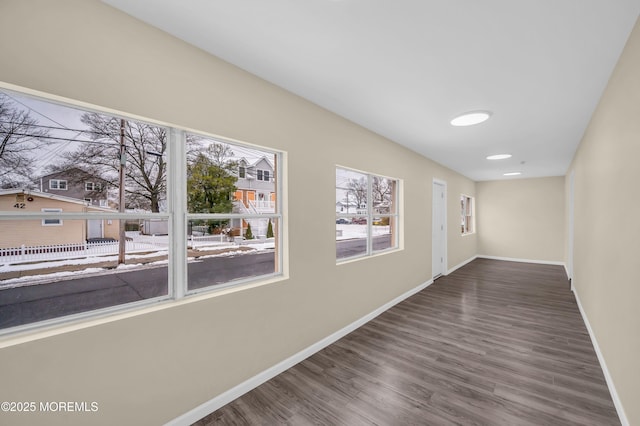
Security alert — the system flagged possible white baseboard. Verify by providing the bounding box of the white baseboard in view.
[447,255,478,275]
[166,278,434,426]
[573,287,628,426]
[477,255,565,267]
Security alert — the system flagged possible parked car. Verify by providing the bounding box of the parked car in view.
[351,217,367,224]
[336,218,349,224]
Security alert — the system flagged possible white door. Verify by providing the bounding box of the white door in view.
[432,180,446,278]
[87,219,103,239]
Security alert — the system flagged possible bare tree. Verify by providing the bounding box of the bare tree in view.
[0,94,49,188]
[186,136,237,170]
[346,177,367,209]
[62,112,166,212]
[372,176,393,212]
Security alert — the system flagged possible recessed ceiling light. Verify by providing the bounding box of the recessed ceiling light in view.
[486,154,512,160]
[503,172,522,176]
[450,111,492,127]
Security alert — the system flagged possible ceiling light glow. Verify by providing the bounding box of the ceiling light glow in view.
[486,154,512,160]
[503,172,522,176]
[450,111,492,126]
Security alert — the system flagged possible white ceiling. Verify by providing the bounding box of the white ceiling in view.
[102,0,640,181]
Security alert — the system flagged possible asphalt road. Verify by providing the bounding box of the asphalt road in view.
[0,251,275,329]
[0,236,393,330]
[336,235,393,259]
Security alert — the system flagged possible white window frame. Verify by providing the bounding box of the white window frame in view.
[185,132,284,296]
[336,166,400,262]
[461,194,475,235]
[49,179,67,190]
[85,182,95,191]
[0,85,287,336]
[41,208,63,226]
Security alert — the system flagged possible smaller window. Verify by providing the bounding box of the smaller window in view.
[85,182,102,191]
[49,179,67,190]
[257,169,263,181]
[461,195,474,235]
[99,199,107,207]
[263,170,270,181]
[239,166,246,179]
[42,208,63,226]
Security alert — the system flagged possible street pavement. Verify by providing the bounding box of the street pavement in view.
[0,235,393,330]
[0,251,275,329]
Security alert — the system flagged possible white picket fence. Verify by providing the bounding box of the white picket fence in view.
[0,240,168,265]
[188,234,233,249]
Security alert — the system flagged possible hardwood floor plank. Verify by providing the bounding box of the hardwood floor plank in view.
[194,259,621,425]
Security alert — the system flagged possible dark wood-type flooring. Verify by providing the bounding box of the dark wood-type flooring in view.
[195,258,620,425]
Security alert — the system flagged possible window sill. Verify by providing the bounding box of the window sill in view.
[336,246,403,265]
[0,273,289,349]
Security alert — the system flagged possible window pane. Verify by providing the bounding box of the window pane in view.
[372,216,396,253]
[187,217,278,291]
[372,176,396,215]
[336,217,368,259]
[336,168,368,214]
[0,90,167,213]
[0,219,169,330]
[186,135,277,214]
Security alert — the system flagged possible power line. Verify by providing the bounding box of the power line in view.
[0,120,110,136]
[2,92,71,131]
[0,131,120,147]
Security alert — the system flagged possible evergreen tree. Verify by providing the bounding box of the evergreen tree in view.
[266,219,274,238]
[244,222,254,240]
[187,153,237,213]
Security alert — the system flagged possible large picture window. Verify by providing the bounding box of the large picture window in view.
[335,167,399,261]
[0,87,284,333]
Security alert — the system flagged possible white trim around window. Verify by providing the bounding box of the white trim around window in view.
[49,179,67,190]
[335,166,401,262]
[0,83,288,337]
[41,208,63,226]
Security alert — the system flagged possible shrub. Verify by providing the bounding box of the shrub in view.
[245,223,254,240]
[267,219,274,238]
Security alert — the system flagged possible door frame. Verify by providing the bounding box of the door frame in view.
[568,170,575,286]
[432,178,448,279]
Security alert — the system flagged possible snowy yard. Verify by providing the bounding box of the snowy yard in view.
[0,231,275,288]
[336,224,391,240]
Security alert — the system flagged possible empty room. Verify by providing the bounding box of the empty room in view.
[0,1,638,425]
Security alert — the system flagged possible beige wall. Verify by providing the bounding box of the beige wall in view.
[0,194,120,247]
[566,16,640,425]
[477,177,565,263]
[0,194,87,247]
[0,1,475,425]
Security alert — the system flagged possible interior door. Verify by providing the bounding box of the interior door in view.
[432,181,446,278]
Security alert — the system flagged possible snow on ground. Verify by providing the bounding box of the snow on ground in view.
[0,250,169,273]
[0,246,273,288]
[336,224,390,240]
[0,230,276,288]
[0,268,107,288]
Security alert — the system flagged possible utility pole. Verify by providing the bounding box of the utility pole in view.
[118,119,126,264]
